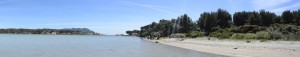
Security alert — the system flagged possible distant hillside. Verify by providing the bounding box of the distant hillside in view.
[0,28,98,35]
[62,28,96,34]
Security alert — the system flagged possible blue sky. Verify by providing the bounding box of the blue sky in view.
[0,0,299,35]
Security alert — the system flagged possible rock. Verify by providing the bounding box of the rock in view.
[246,40,251,43]
[234,48,238,49]
[155,41,159,43]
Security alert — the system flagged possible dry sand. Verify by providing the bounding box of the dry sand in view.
[148,37,300,57]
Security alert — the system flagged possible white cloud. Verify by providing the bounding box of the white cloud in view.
[120,1,177,15]
[251,0,292,9]
[271,2,300,13]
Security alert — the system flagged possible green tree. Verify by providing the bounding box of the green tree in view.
[198,12,218,35]
[157,19,172,37]
[178,14,194,33]
[249,11,262,25]
[293,9,300,25]
[126,30,140,36]
[259,10,275,26]
[233,11,248,26]
[274,16,282,24]
[282,10,294,24]
[216,9,232,28]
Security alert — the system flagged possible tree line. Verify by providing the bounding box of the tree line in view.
[126,9,300,40]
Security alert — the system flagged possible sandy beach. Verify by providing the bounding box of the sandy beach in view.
[148,37,300,57]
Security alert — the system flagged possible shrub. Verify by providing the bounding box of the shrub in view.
[269,32,282,40]
[231,33,245,39]
[157,37,168,40]
[244,33,257,39]
[260,39,268,42]
[208,32,218,37]
[231,33,257,39]
[170,33,186,38]
[186,31,204,38]
[268,24,299,41]
[256,31,270,40]
[209,28,233,39]
[214,32,231,39]
[211,27,222,32]
[230,25,266,33]
[284,32,300,41]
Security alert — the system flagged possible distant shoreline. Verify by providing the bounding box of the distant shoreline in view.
[0,28,101,35]
[0,33,104,36]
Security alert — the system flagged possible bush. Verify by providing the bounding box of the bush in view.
[260,39,268,42]
[244,33,257,39]
[209,32,231,39]
[267,24,300,41]
[157,37,168,40]
[186,31,204,38]
[231,33,245,39]
[231,33,257,39]
[231,31,284,40]
[284,32,300,41]
[279,25,299,34]
[256,31,270,40]
[170,33,186,38]
[269,32,282,40]
[209,28,233,39]
[230,25,266,33]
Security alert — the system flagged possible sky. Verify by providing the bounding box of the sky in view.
[0,0,299,35]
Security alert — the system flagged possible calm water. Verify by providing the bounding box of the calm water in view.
[0,34,225,57]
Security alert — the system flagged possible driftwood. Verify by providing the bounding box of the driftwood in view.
[176,39,184,41]
[179,39,185,41]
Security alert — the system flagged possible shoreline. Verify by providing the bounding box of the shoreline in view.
[145,37,300,57]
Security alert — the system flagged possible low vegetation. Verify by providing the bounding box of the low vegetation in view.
[186,31,204,38]
[209,28,233,39]
[170,33,186,38]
